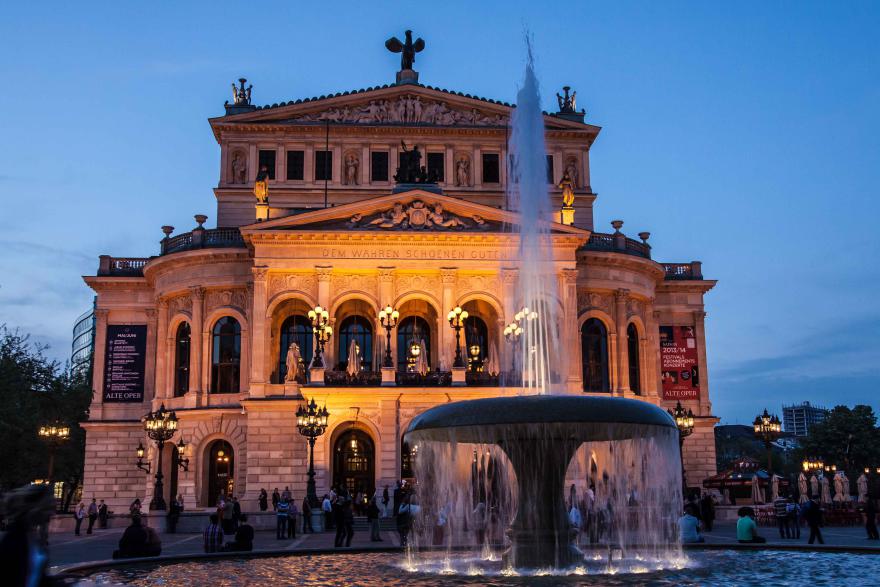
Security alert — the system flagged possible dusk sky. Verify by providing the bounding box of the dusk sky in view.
[0,2,877,424]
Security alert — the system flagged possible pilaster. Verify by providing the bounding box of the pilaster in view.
[440,268,457,370]
[561,269,580,390]
[188,287,204,408]
[614,289,630,393]
[91,309,110,419]
[250,267,269,397]
[693,310,712,416]
[155,300,169,400]
[144,308,158,407]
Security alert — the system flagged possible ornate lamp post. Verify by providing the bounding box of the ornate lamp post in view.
[802,457,824,473]
[668,401,694,494]
[307,305,332,368]
[503,320,523,372]
[447,306,469,368]
[142,404,179,510]
[296,397,329,507]
[753,408,782,475]
[176,437,190,472]
[38,421,70,485]
[378,304,399,368]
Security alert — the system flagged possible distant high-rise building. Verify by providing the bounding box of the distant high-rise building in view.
[71,298,96,375]
[782,402,828,437]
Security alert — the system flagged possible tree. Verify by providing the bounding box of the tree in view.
[0,326,92,507]
[798,405,880,477]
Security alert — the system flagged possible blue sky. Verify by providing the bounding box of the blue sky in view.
[0,2,877,424]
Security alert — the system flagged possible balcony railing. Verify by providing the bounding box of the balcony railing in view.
[323,370,382,386]
[161,227,246,255]
[580,232,652,259]
[395,371,453,387]
[662,261,704,281]
[97,256,152,277]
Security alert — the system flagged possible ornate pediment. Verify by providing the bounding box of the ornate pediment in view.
[348,200,490,231]
[284,93,508,127]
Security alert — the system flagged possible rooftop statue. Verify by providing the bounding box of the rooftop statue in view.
[232,78,253,106]
[385,29,425,71]
[556,86,576,113]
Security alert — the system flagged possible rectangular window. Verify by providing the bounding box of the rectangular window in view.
[546,155,554,184]
[258,150,276,180]
[315,150,332,181]
[371,151,389,182]
[482,153,500,184]
[286,150,304,180]
[427,152,445,182]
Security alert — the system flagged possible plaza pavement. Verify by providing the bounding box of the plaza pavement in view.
[45,520,880,572]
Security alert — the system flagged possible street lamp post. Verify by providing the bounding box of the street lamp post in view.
[753,408,782,476]
[307,305,332,368]
[668,401,694,495]
[142,404,179,511]
[38,422,71,485]
[377,305,399,368]
[447,306,469,368]
[296,398,329,508]
[503,320,523,373]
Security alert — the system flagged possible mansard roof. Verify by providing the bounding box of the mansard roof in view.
[239,189,590,241]
[209,83,601,141]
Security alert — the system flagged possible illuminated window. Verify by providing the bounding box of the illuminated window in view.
[173,322,190,396]
[211,317,240,393]
[279,315,312,383]
[627,323,641,395]
[581,318,609,392]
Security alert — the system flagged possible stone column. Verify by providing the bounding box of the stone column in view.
[650,308,663,400]
[693,310,712,416]
[305,144,315,184]
[220,143,229,186]
[561,269,580,390]
[91,309,110,419]
[440,268,457,370]
[249,267,269,397]
[155,300,169,400]
[583,149,592,192]
[248,144,258,183]
[144,308,158,406]
[276,144,285,184]
[473,146,482,188]
[360,145,370,185]
[445,145,455,188]
[614,289,630,394]
[332,145,342,186]
[188,287,204,407]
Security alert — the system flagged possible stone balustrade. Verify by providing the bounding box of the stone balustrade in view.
[662,261,703,280]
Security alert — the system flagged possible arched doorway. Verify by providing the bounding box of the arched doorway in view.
[333,429,375,499]
[207,440,235,506]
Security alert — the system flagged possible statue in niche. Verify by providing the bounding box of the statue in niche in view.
[253,165,269,204]
[558,171,576,208]
[455,156,470,187]
[284,342,304,383]
[231,151,247,184]
[564,158,579,189]
[344,153,359,185]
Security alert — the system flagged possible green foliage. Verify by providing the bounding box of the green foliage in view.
[0,326,92,493]
[797,405,880,476]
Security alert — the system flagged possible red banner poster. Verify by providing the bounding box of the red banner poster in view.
[660,325,700,401]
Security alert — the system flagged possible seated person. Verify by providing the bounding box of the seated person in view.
[736,507,766,544]
[113,513,162,558]
[225,514,255,551]
[678,505,704,543]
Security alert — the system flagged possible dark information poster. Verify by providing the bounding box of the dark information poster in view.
[103,325,147,403]
[660,325,700,401]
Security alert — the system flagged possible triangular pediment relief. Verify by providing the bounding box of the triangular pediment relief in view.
[240,190,589,238]
[212,85,596,132]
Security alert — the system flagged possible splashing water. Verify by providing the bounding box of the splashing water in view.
[505,39,564,394]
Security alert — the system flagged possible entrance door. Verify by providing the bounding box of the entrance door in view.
[207,440,235,506]
[333,429,375,499]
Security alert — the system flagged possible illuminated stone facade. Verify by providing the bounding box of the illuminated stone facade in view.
[81,77,717,513]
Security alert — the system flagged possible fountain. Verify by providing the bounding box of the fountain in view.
[400,42,684,574]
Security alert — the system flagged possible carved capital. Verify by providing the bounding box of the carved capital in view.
[189,286,205,301]
[693,310,707,323]
[377,267,395,283]
[501,268,518,285]
[145,308,158,323]
[561,268,579,285]
[614,288,630,303]
[94,308,110,321]
[439,268,457,285]
[315,266,333,281]
[157,298,169,310]
[251,266,269,281]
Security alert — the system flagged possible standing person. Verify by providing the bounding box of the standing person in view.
[167,496,181,534]
[87,498,98,534]
[864,498,879,540]
[74,502,85,536]
[98,499,108,529]
[301,496,313,533]
[222,497,235,535]
[787,499,801,539]
[367,496,382,542]
[382,485,390,518]
[259,488,268,512]
[276,499,289,540]
[700,493,716,532]
[287,497,298,539]
[398,492,418,548]
[272,488,280,512]
[232,496,242,533]
[804,497,824,545]
[282,486,292,502]
[393,482,403,523]
[333,497,347,547]
[203,513,224,553]
[773,492,792,539]
[342,499,355,547]
[322,494,334,530]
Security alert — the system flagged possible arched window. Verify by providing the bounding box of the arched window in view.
[337,315,373,372]
[173,322,190,397]
[464,316,489,371]
[211,317,240,393]
[279,314,313,383]
[581,318,609,392]
[627,323,641,395]
[397,316,431,372]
